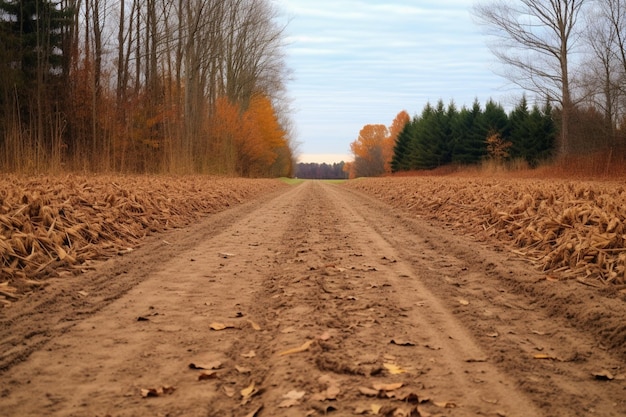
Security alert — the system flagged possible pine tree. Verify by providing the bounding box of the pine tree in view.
[527,101,556,166]
[411,100,455,170]
[452,99,487,164]
[391,118,415,172]
[0,1,72,91]
[509,95,531,162]
[481,99,509,138]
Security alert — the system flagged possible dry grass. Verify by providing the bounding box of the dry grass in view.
[347,177,626,286]
[0,175,284,306]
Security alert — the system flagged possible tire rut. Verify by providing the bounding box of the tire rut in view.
[0,181,624,417]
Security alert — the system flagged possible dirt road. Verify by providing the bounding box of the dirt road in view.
[1,181,624,416]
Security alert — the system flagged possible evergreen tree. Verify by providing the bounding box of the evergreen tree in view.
[1,1,71,84]
[452,99,487,164]
[481,99,509,139]
[509,95,531,161]
[526,101,556,166]
[509,96,556,167]
[391,118,414,172]
[411,100,455,169]
[0,0,73,121]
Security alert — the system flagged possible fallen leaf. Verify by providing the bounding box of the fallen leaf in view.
[189,361,222,370]
[371,404,383,414]
[384,363,407,375]
[592,370,615,381]
[394,391,421,403]
[241,382,258,403]
[247,320,261,331]
[198,371,218,380]
[372,382,403,391]
[223,386,236,398]
[459,299,470,306]
[278,398,300,408]
[358,386,380,397]
[236,365,251,374]
[210,322,235,331]
[140,388,156,398]
[140,385,176,398]
[390,338,415,346]
[433,401,457,408]
[533,353,556,360]
[318,331,332,341]
[311,375,341,401]
[279,340,314,356]
[241,350,256,358]
[278,390,305,407]
[77,290,89,297]
[283,390,306,400]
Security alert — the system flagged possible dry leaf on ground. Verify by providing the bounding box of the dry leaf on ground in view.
[278,340,314,356]
[383,362,408,374]
[140,385,175,398]
[210,322,235,331]
[372,382,403,392]
[247,320,261,331]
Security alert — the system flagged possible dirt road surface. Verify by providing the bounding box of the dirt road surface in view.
[1,181,624,416]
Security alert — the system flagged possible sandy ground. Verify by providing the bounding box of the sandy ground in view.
[0,181,624,417]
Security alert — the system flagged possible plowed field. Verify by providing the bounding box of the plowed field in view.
[1,177,625,417]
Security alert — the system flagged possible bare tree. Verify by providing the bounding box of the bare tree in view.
[581,5,621,147]
[473,0,587,156]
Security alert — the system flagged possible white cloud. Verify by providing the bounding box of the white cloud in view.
[276,0,518,156]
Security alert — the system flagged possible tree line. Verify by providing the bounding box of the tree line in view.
[0,0,294,176]
[473,0,626,157]
[295,162,348,180]
[348,0,626,176]
[391,97,556,172]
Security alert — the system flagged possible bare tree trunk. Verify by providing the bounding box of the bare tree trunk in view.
[473,0,587,157]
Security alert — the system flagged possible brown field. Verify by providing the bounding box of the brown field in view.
[1,176,625,416]
[347,176,626,286]
[0,175,285,302]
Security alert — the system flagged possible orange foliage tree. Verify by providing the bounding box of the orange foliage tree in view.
[384,111,410,173]
[345,110,410,178]
[208,93,292,177]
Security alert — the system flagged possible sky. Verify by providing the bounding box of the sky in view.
[274,0,522,164]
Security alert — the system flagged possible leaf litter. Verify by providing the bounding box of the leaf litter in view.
[0,175,284,303]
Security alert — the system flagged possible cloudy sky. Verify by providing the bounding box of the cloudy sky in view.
[275,0,522,164]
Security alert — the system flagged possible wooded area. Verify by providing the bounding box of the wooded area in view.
[295,162,348,180]
[391,97,556,172]
[0,0,294,176]
[349,0,626,177]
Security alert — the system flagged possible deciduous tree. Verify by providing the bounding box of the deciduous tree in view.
[473,0,587,157]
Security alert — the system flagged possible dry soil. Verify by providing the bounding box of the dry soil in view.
[0,180,624,417]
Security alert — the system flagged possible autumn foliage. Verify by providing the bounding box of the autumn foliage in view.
[0,0,293,177]
[345,111,410,178]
